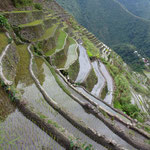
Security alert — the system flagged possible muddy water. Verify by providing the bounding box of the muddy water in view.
[75,45,92,83]
[57,77,148,143]
[12,46,64,149]
[0,109,64,150]
[0,86,63,150]
[56,73,131,123]
[76,87,131,123]
[91,61,105,98]
[39,61,136,150]
[32,57,107,150]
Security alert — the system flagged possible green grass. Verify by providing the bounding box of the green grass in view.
[46,28,67,56]
[82,36,99,58]
[144,71,150,80]
[33,57,45,85]
[82,68,98,92]
[51,37,70,68]
[0,32,8,54]
[44,60,71,96]
[67,57,79,81]
[19,20,43,28]
[15,44,33,86]
[56,29,67,49]
[45,47,56,56]
[35,24,58,41]
[68,37,76,45]
[101,84,108,100]
[3,10,41,14]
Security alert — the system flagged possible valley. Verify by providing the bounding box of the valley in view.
[0,0,150,150]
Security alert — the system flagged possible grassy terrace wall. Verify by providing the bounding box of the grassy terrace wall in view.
[51,37,70,68]
[0,85,82,150]
[36,24,60,54]
[67,56,80,82]
[44,17,58,29]
[18,20,45,41]
[81,68,98,92]
[3,10,44,26]
[2,43,19,82]
[0,32,8,54]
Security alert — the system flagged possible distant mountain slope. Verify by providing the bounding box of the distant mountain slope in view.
[117,0,150,20]
[56,0,150,71]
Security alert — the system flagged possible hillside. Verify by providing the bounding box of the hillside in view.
[56,0,150,72]
[0,0,150,149]
[117,0,150,20]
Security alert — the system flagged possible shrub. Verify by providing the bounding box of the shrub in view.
[12,0,33,7]
[0,15,10,30]
[34,3,43,10]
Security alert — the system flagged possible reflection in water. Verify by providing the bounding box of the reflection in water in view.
[38,61,135,150]
[75,45,91,83]
[99,61,114,105]
[32,57,107,150]
[0,109,64,150]
[91,61,105,98]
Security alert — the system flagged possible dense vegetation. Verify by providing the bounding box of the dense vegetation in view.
[12,0,33,7]
[56,0,150,72]
[101,54,148,122]
[0,15,10,30]
[117,0,150,20]
[112,44,146,72]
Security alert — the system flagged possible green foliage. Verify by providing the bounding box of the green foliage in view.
[67,57,80,81]
[0,15,10,30]
[12,0,33,7]
[112,44,146,72]
[8,37,12,44]
[82,36,99,58]
[82,68,98,92]
[34,3,43,10]
[117,0,150,20]
[103,61,143,121]
[113,74,142,120]
[0,32,8,54]
[56,0,150,68]
[144,125,150,134]
[44,60,71,96]
[101,84,108,100]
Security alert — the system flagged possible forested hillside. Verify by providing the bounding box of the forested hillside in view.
[117,0,150,20]
[56,0,150,72]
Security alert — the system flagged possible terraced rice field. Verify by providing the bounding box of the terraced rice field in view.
[0,109,64,150]
[99,61,114,105]
[46,28,68,56]
[0,32,8,54]
[0,7,150,150]
[91,61,105,98]
[36,24,58,41]
[75,45,92,83]
[0,85,63,150]
[62,39,78,69]
[31,57,135,150]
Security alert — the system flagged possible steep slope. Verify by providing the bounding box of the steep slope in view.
[56,0,150,72]
[117,0,150,20]
[0,0,150,149]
